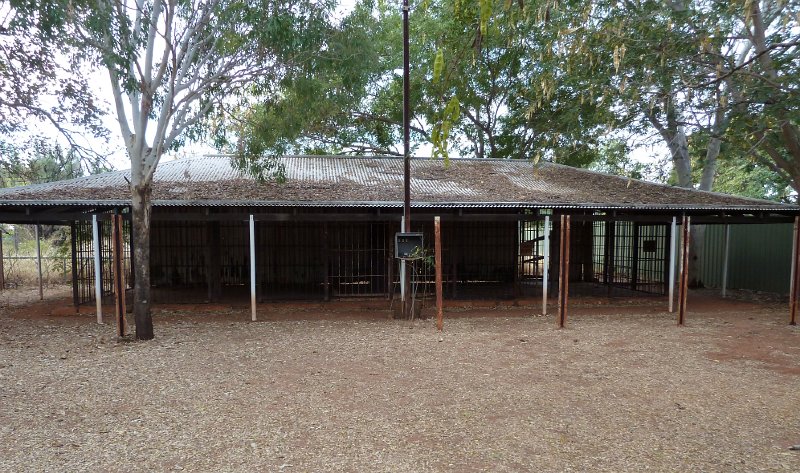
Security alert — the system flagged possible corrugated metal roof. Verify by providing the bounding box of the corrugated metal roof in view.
[0,155,797,212]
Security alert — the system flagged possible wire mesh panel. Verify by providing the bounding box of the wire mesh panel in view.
[73,219,95,305]
[329,222,392,297]
[151,221,208,287]
[220,221,249,286]
[634,224,669,293]
[517,219,546,295]
[73,216,132,305]
[390,219,517,299]
[592,220,668,294]
[258,221,325,299]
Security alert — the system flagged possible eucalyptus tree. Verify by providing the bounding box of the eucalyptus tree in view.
[721,0,800,197]
[58,0,333,340]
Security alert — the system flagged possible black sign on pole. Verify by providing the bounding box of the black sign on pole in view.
[395,232,424,259]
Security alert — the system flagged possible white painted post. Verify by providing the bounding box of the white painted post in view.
[722,224,731,298]
[249,215,257,322]
[542,215,550,315]
[400,216,406,303]
[35,224,43,300]
[668,216,677,313]
[92,215,103,323]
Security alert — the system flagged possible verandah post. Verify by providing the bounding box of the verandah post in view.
[112,214,127,337]
[92,214,103,324]
[435,216,443,332]
[790,215,800,325]
[35,223,43,300]
[558,214,571,328]
[668,216,677,312]
[542,215,550,316]
[677,215,691,325]
[249,214,257,322]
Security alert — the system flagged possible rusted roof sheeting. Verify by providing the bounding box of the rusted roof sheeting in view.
[0,155,796,212]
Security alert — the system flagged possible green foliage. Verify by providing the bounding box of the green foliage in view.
[0,138,107,188]
[0,0,106,153]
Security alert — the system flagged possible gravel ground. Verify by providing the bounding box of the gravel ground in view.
[1,302,799,472]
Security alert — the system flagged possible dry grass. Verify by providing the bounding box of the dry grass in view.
[1,299,799,472]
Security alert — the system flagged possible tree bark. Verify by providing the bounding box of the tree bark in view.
[131,181,154,340]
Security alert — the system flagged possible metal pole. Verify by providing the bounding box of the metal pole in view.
[35,224,43,300]
[402,0,411,317]
[668,216,677,312]
[542,215,550,315]
[790,216,800,325]
[92,215,103,324]
[400,216,406,304]
[435,216,443,331]
[558,215,570,328]
[721,224,730,298]
[112,215,126,337]
[0,227,5,291]
[249,215,257,322]
[678,216,691,325]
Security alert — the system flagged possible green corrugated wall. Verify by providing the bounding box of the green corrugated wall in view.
[699,223,793,294]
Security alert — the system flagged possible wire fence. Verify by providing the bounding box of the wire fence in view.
[1,255,72,288]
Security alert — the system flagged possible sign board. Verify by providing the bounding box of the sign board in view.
[395,232,424,259]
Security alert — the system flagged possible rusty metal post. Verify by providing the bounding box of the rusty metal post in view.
[677,215,691,325]
[558,215,571,328]
[0,227,5,292]
[35,224,43,300]
[790,216,800,325]
[435,216,443,331]
[112,214,127,337]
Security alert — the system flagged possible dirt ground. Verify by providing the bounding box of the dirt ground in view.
[1,288,799,472]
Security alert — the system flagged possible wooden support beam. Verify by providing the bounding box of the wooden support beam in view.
[92,215,103,324]
[35,224,43,300]
[542,215,550,316]
[111,214,127,337]
[70,222,79,311]
[435,216,443,332]
[790,216,800,325]
[558,215,571,328]
[677,216,691,325]
[249,215,257,322]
